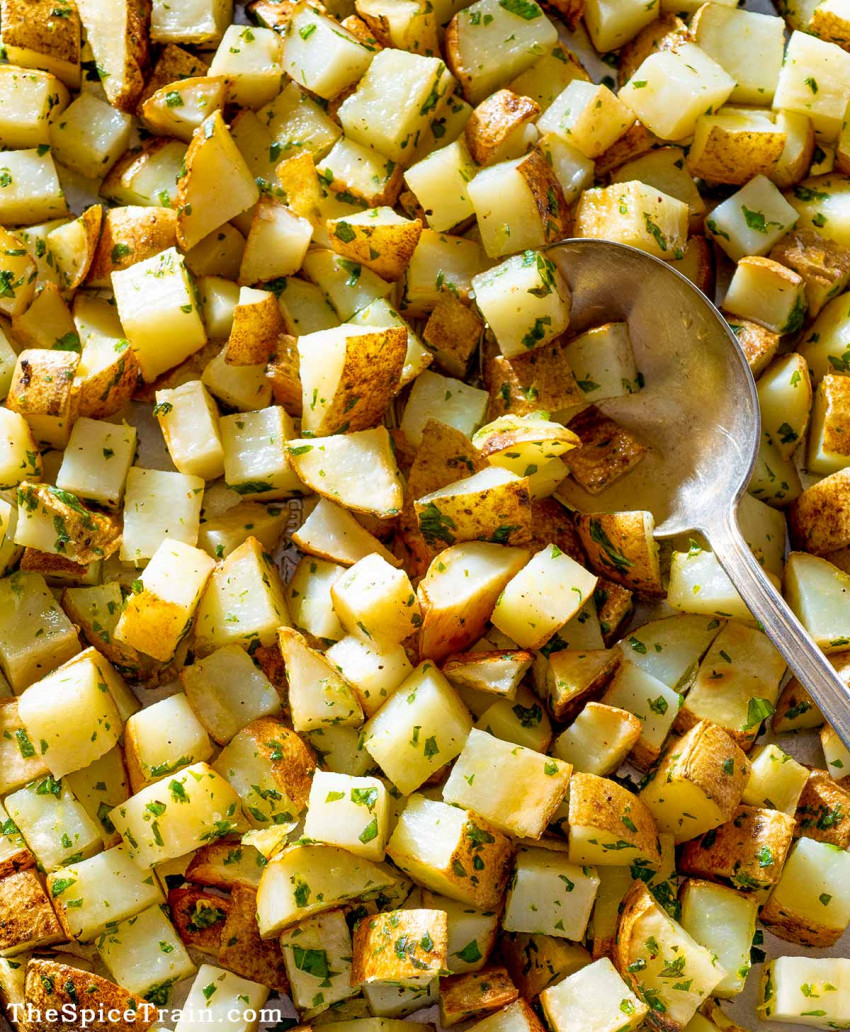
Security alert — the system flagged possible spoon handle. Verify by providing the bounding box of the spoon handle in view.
[706,508,850,749]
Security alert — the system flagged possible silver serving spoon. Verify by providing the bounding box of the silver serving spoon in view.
[547,237,850,748]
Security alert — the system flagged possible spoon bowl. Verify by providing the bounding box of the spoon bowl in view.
[547,238,850,746]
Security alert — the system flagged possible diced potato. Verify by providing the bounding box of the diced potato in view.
[0,0,81,89]
[472,251,570,359]
[538,81,632,159]
[353,908,448,988]
[0,571,80,693]
[689,109,787,186]
[278,626,363,733]
[282,4,375,101]
[220,407,302,500]
[742,743,810,815]
[774,30,850,141]
[97,902,195,1000]
[64,745,129,848]
[124,693,212,793]
[303,771,389,861]
[338,49,453,165]
[280,908,357,1015]
[756,352,812,460]
[7,348,78,449]
[418,542,530,661]
[6,773,102,872]
[239,198,313,286]
[540,956,647,1032]
[47,843,163,942]
[508,42,590,110]
[759,956,850,1029]
[256,841,400,935]
[681,621,786,748]
[174,964,269,1032]
[761,835,850,946]
[17,651,121,779]
[445,0,558,105]
[155,381,224,482]
[14,481,121,565]
[618,44,735,141]
[293,498,399,570]
[402,228,483,317]
[679,803,795,892]
[120,467,205,564]
[0,868,64,954]
[176,112,260,252]
[401,369,488,449]
[112,247,207,383]
[467,151,568,259]
[640,721,751,844]
[386,793,513,909]
[0,408,41,490]
[287,427,403,518]
[575,181,689,260]
[705,174,799,262]
[0,149,67,226]
[491,544,597,650]
[808,373,850,474]
[49,92,133,180]
[690,5,785,106]
[330,553,419,646]
[613,882,726,1029]
[55,419,135,510]
[503,848,599,940]
[287,554,346,642]
[679,879,758,998]
[423,890,500,974]
[140,77,227,145]
[101,137,187,209]
[115,540,214,663]
[725,257,807,335]
[363,662,471,794]
[207,24,282,109]
[259,81,342,162]
[150,0,233,45]
[600,660,681,769]
[404,140,477,233]
[568,771,661,866]
[325,635,412,718]
[0,66,69,148]
[784,550,850,652]
[667,545,751,621]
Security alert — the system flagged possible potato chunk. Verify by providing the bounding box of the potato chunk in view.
[352,909,448,987]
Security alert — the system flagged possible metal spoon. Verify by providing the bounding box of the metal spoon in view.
[547,237,850,747]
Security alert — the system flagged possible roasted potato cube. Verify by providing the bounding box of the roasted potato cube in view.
[124,692,212,793]
[282,3,374,101]
[568,771,661,866]
[403,139,477,233]
[465,89,540,167]
[540,956,646,1032]
[7,349,78,449]
[468,150,568,259]
[761,835,850,946]
[687,109,786,186]
[679,804,795,892]
[725,315,779,378]
[175,963,269,1032]
[256,841,400,936]
[545,648,622,723]
[742,743,810,815]
[758,955,850,1029]
[277,627,362,733]
[563,406,647,496]
[771,230,850,320]
[574,512,662,597]
[0,572,80,694]
[279,908,354,1014]
[678,879,758,999]
[575,181,688,260]
[328,208,422,282]
[0,149,66,226]
[387,793,513,910]
[808,373,850,474]
[0,0,81,89]
[151,0,232,45]
[24,959,157,1032]
[425,890,501,975]
[49,92,132,180]
[96,902,195,1001]
[0,868,63,955]
[706,174,799,263]
[484,341,582,421]
[440,965,518,1027]
[538,81,632,160]
[773,30,850,141]
[795,768,850,849]
[76,0,149,111]
[184,836,265,891]
[0,798,34,876]
[352,909,448,987]
[14,481,120,565]
[503,848,599,940]
[724,257,807,335]
[445,0,557,105]
[612,882,725,1030]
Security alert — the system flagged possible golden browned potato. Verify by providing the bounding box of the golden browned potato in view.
[795,768,850,849]
[351,909,448,986]
[16,481,122,564]
[722,313,780,378]
[574,511,663,597]
[500,933,591,1000]
[618,13,689,84]
[440,965,519,1026]
[75,0,150,112]
[595,577,635,646]
[7,349,79,448]
[687,113,786,185]
[769,227,850,318]
[565,406,648,495]
[217,882,290,990]
[569,771,662,867]
[0,869,64,954]
[184,836,265,891]
[168,884,231,955]
[464,89,540,166]
[679,805,795,891]
[327,208,423,282]
[137,43,209,110]
[595,122,659,178]
[484,343,584,421]
[49,206,103,290]
[0,0,82,88]
[789,467,850,555]
[274,152,323,223]
[247,0,296,31]
[25,959,157,1032]
[225,290,286,367]
[86,206,178,288]
[266,334,302,416]
[546,647,621,722]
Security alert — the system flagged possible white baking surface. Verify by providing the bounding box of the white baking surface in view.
[6,2,848,1031]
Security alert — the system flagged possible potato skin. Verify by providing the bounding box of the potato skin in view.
[678,805,795,891]
[722,315,779,378]
[617,13,688,83]
[184,836,264,891]
[795,768,850,849]
[217,882,290,990]
[87,207,178,288]
[574,511,663,597]
[789,468,850,555]
[240,717,318,814]
[566,406,647,495]
[351,909,448,985]
[465,90,540,166]
[0,869,64,954]
[760,887,844,948]
[569,771,662,866]
[169,885,231,955]
[439,964,519,1026]
[25,959,157,1032]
